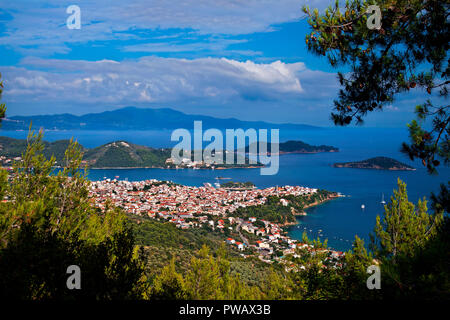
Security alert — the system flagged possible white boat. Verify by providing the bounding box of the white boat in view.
[381,193,386,204]
[361,204,365,209]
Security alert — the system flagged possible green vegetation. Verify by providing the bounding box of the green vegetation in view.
[0,136,169,168]
[0,136,76,166]
[0,74,5,123]
[129,216,224,251]
[245,140,338,153]
[278,140,338,153]
[0,136,262,169]
[0,129,448,300]
[0,10,449,300]
[333,156,415,170]
[232,197,296,224]
[220,181,255,189]
[0,131,147,299]
[84,141,170,168]
[302,0,449,174]
[231,190,334,224]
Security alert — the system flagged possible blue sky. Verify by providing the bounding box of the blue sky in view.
[0,0,426,126]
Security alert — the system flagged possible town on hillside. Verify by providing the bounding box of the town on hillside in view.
[89,179,344,270]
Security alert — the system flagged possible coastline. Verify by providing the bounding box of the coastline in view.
[280,194,340,227]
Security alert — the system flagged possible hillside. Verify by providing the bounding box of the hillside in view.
[0,136,260,169]
[333,156,415,171]
[2,106,319,131]
[84,141,171,168]
[0,136,76,165]
[278,140,338,153]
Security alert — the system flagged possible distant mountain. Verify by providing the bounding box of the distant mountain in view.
[333,157,415,171]
[2,107,319,131]
[241,140,338,154]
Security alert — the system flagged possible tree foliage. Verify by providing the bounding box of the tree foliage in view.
[303,0,449,173]
[0,131,147,299]
[371,178,442,261]
[0,73,5,124]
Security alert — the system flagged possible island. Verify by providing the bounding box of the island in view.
[220,181,255,190]
[333,156,415,171]
[242,140,339,154]
[277,140,338,154]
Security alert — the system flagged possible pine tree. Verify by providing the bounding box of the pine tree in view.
[303,0,449,173]
[371,178,442,261]
[0,130,147,299]
[151,258,188,300]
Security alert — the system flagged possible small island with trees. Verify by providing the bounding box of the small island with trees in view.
[277,140,339,154]
[333,156,415,171]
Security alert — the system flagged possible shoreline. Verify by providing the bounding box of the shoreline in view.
[280,194,340,227]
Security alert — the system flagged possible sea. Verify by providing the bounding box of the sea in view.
[2,127,448,251]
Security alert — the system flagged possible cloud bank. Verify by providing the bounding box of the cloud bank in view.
[3,57,320,106]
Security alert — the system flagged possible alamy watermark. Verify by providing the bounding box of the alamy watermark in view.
[66,5,81,30]
[171,121,279,175]
[366,265,381,289]
[66,265,81,290]
[366,5,382,30]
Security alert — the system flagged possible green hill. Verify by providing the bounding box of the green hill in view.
[84,141,171,168]
[0,136,76,165]
[278,140,338,153]
[0,136,170,168]
[0,136,264,169]
[243,140,338,154]
[333,156,415,170]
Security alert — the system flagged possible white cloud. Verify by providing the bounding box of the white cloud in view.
[2,57,318,106]
[0,0,331,55]
[385,105,400,112]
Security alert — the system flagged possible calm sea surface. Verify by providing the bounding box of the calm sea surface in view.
[2,127,448,251]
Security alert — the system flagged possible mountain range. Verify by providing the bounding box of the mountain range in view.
[2,107,319,131]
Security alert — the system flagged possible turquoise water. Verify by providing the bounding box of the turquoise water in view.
[2,127,448,251]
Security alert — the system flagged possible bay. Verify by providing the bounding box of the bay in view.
[1,127,448,251]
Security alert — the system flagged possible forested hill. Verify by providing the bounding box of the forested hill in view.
[277,140,338,153]
[242,140,338,154]
[0,136,260,169]
[0,136,76,164]
[333,157,415,170]
[84,141,171,168]
[0,136,170,168]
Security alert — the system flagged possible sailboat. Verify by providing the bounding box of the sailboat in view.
[381,193,386,204]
